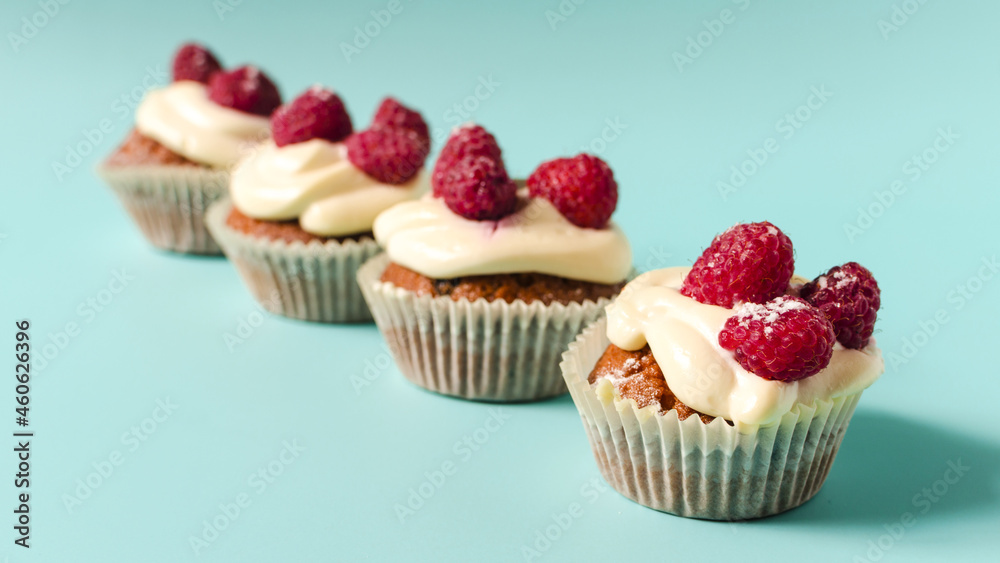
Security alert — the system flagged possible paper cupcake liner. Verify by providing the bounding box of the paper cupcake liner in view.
[561,317,862,520]
[357,253,615,402]
[96,164,230,255]
[206,199,380,323]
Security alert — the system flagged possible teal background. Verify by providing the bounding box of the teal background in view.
[2,0,999,561]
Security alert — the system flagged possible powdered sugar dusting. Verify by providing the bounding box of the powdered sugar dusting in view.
[832,268,858,290]
[734,296,808,327]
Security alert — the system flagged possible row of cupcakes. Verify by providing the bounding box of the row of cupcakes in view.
[97,42,886,521]
[99,42,634,401]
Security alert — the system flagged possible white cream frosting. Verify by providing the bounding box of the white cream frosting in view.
[604,267,884,428]
[135,81,270,168]
[230,138,426,237]
[373,191,632,284]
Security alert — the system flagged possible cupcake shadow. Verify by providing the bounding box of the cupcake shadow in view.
[150,247,227,260]
[769,409,1000,526]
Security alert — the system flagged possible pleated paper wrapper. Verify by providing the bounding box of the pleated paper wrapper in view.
[357,253,614,402]
[96,164,230,255]
[561,317,863,520]
[206,199,380,323]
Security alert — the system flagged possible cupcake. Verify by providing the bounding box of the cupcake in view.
[358,124,633,402]
[206,88,431,322]
[561,222,884,520]
[98,43,281,254]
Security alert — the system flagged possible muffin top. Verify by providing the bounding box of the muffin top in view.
[229,90,430,238]
[373,124,632,285]
[135,43,279,168]
[599,222,884,428]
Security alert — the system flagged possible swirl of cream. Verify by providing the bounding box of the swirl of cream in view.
[373,191,632,284]
[135,81,270,168]
[230,138,426,237]
[604,267,884,428]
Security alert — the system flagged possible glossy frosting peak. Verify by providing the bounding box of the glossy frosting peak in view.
[230,138,426,236]
[373,191,632,284]
[135,81,270,168]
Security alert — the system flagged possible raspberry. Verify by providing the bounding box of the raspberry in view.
[345,126,429,184]
[718,296,836,382]
[439,156,518,221]
[526,154,618,229]
[271,86,352,147]
[681,222,794,308]
[207,66,281,116]
[373,97,430,148]
[172,43,222,84]
[800,262,881,349]
[432,125,504,196]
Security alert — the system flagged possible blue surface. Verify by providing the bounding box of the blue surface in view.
[2,0,999,561]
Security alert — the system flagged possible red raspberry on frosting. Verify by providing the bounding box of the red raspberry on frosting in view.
[439,155,518,221]
[271,86,353,147]
[373,97,430,148]
[681,222,794,308]
[345,126,429,185]
[800,262,881,349]
[172,43,222,84]
[526,154,618,229]
[208,66,281,117]
[432,125,504,196]
[718,296,836,382]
